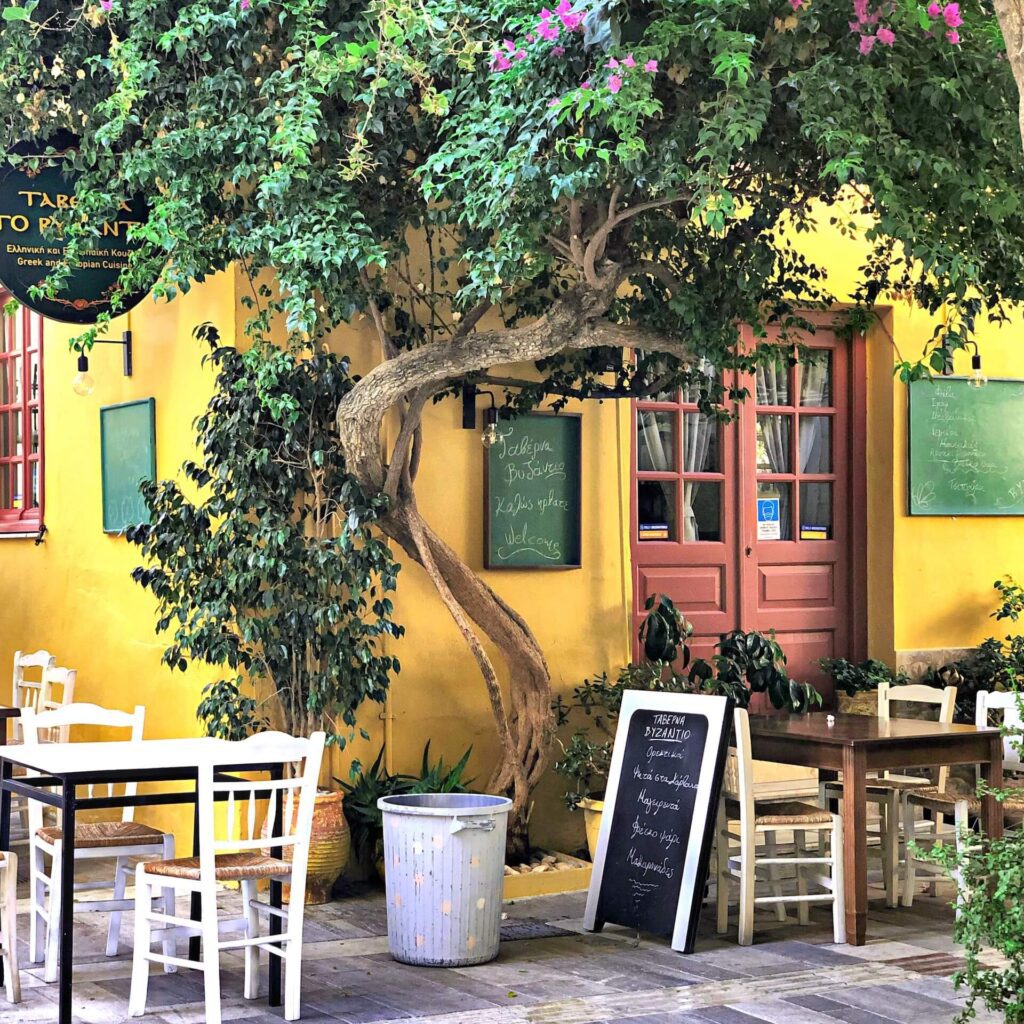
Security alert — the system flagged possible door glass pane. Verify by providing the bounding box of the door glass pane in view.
[638,481,676,541]
[0,412,8,457]
[757,482,791,540]
[13,409,22,456]
[800,351,832,406]
[0,362,10,406]
[29,461,39,509]
[683,481,721,542]
[756,415,791,473]
[636,410,675,472]
[0,465,10,507]
[799,416,832,473]
[800,482,833,539]
[29,407,39,453]
[0,317,8,354]
[11,355,21,405]
[681,411,719,473]
[755,360,790,406]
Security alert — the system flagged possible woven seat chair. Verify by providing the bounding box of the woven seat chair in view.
[129,730,325,1024]
[820,682,956,907]
[0,851,21,1004]
[717,708,845,946]
[902,689,1024,908]
[21,703,176,983]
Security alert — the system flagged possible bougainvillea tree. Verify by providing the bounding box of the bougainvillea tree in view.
[1,0,1021,852]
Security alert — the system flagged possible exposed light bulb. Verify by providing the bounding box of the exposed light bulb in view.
[481,407,499,448]
[72,353,94,396]
[969,353,987,389]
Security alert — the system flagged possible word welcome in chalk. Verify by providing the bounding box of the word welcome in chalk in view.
[496,522,563,561]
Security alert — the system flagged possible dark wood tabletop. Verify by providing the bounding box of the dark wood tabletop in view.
[747,711,1004,946]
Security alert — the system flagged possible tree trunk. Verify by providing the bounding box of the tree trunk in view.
[996,0,1024,152]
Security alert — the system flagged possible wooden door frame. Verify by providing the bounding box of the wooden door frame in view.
[629,320,868,669]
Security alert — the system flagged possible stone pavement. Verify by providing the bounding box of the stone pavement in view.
[0,871,1001,1024]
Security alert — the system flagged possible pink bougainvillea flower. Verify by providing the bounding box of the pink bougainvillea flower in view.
[548,98,560,107]
[607,73,623,93]
[239,0,250,8]
[858,33,876,53]
[580,80,592,90]
[946,28,960,43]
[514,49,526,60]
[853,0,869,23]
[606,57,619,69]
[556,0,584,31]
[552,45,565,55]
[491,51,513,71]
[926,1,941,14]
[942,3,962,27]
[503,39,517,51]
[537,18,559,41]
[623,54,636,68]
[526,33,534,42]
[100,0,112,8]
[877,26,895,45]
[789,0,803,9]
[644,59,658,72]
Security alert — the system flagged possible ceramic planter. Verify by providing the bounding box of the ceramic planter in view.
[837,691,877,716]
[578,797,604,861]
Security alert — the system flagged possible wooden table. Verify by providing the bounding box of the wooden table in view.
[747,713,1004,946]
[0,737,289,1024]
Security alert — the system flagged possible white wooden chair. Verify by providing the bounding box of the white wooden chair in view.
[11,650,57,743]
[21,703,176,983]
[717,708,845,946]
[0,851,21,1003]
[820,682,956,906]
[901,689,1024,908]
[129,730,325,1024]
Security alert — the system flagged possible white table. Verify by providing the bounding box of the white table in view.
[0,737,291,1024]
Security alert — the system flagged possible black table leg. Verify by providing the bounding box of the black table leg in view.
[189,788,201,963]
[58,780,76,1024]
[0,757,10,990]
[269,766,284,1007]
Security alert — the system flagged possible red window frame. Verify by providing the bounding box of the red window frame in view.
[0,297,44,534]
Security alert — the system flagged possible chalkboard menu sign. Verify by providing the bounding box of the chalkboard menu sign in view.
[583,692,732,953]
[484,413,581,569]
[908,377,1024,515]
[100,399,156,534]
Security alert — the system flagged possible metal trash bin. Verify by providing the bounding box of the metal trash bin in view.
[378,793,511,966]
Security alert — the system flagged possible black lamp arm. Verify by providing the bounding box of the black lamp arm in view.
[88,329,133,377]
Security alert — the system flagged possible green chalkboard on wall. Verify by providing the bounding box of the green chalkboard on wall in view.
[908,377,1024,515]
[100,398,156,534]
[485,413,582,569]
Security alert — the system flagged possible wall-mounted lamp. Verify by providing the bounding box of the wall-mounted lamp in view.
[72,330,133,397]
[461,384,500,447]
[965,341,987,389]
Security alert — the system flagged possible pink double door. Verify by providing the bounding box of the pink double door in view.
[631,323,866,706]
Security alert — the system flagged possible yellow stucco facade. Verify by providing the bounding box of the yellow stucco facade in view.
[2,218,1023,854]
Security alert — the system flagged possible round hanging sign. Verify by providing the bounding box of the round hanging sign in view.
[0,160,151,323]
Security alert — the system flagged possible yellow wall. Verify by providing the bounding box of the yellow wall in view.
[4,215,1024,854]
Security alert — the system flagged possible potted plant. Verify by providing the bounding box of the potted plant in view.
[554,595,821,858]
[819,657,908,715]
[128,334,404,904]
[340,742,474,880]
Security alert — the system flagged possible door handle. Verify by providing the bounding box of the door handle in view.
[745,546,752,557]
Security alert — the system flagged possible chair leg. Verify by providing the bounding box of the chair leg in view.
[2,853,21,1004]
[29,841,46,965]
[952,800,970,920]
[763,831,788,923]
[882,793,900,908]
[43,843,63,984]
[160,836,177,974]
[901,796,917,909]
[715,806,729,935]
[106,856,129,957]
[242,880,260,1000]
[128,869,153,1018]
[283,890,302,1021]
[830,816,846,944]
[738,825,755,947]
[794,832,810,926]
[201,891,223,1024]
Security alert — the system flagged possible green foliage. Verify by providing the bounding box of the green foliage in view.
[994,575,1024,623]
[126,328,403,744]
[552,595,821,807]
[0,1,1019,383]
[819,657,908,697]
[338,743,474,865]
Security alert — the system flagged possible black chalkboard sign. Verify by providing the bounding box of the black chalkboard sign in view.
[583,692,732,953]
[484,412,581,569]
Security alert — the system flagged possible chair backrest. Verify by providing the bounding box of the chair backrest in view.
[21,703,146,831]
[976,690,1024,773]
[197,731,325,899]
[721,709,755,837]
[37,667,78,742]
[12,650,57,743]
[878,682,957,788]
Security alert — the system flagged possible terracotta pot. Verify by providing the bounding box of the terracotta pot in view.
[837,691,877,716]
[578,797,604,861]
[263,790,350,905]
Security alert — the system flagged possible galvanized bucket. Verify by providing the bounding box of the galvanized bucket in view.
[378,793,511,966]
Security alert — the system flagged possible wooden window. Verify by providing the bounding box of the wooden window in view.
[0,299,44,534]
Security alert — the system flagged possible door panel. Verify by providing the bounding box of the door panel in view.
[631,323,864,707]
